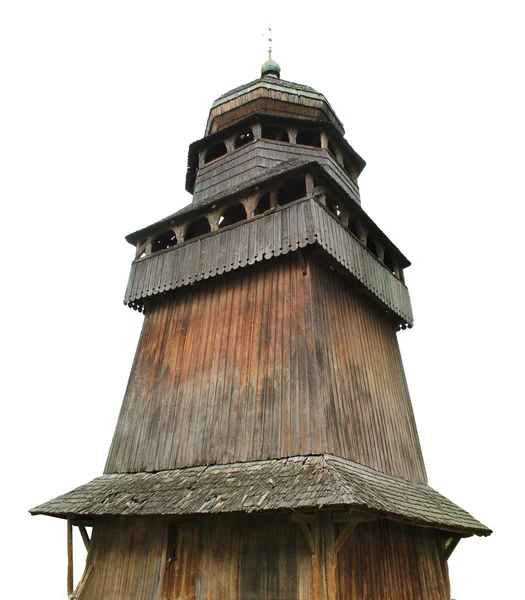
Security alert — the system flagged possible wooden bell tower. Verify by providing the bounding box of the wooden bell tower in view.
[31,57,490,599]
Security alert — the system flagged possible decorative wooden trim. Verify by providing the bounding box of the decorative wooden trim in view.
[124,197,413,325]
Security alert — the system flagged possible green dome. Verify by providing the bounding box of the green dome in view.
[261,58,281,79]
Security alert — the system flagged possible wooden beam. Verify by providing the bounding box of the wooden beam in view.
[79,525,91,552]
[67,516,74,597]
[289,512,316,524]
[333,521,358,556]
[72,518,94,528]
[72,564,94,599]
[332,510,377,523]
[300,522,316,554]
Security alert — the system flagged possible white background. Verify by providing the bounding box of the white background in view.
[1,1,524,598]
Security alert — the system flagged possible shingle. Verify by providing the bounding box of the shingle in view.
[30,454,490,536]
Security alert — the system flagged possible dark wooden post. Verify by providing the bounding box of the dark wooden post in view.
[67,516,74,597]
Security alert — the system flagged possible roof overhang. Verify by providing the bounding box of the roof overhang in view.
[30,454,491,537]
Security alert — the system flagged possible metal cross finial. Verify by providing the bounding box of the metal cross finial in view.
[268,26,273,60]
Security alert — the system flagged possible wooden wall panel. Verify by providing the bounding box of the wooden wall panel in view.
[106,254,325,473]
[310,258,427,483]
[197,514,312,600]
[337,520,450,600]
[77,515,449,600]
[80,518,165,600]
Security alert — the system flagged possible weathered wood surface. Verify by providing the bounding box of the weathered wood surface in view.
[75,514,451,600]
[206,77,345,136]
[30,454,491,536]
[115,254,324,472]
[78,518,166,600]
[192,139,360,204]
[310,259,426,483]
[124,197,413,326]
[112,253,419,478]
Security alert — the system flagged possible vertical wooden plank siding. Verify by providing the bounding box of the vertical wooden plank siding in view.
[337,520,450,600]
[80,518,166,600]
[105,254,323,474]
[192,140,360,204]
[310,258,427,483]
[76,515,449,600]
[108,249,423,480]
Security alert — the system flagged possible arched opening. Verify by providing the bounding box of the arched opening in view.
[366,235,378,257]
[234,129,254,149]
[204,141,227,164]
[277,178,307,206]
[261,125,289,143]
[152,230,178,253]
[347,216,360,238]
[185,217,211,241]
[254,193,271,215]
[326,197,342,218]
[296,130,321,148]
[218,203,247,229]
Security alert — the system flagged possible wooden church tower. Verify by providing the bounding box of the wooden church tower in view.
[32,56,490,599]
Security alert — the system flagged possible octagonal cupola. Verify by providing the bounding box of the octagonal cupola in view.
[185,62,366,209]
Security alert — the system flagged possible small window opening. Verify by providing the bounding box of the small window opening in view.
[218,203,247,229]
[255,193,271,215]
[366,235,378,257]
[185,217,211,241]
[278,178,307,206]
[204,141,227,164]
[152,230,178,253]
[234,129,254,149]
[296,130,321,147]
[261,125,289,143]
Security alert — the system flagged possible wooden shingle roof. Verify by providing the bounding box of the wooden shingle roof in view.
[30,454,490,537]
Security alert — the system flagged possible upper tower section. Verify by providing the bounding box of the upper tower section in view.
[186,61,365,206]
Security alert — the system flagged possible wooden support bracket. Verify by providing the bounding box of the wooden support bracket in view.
[78,525,91,552]
[443,536,461,561]
[289,513,317,554]
[71,564,94,600]
[300,522,317,555]
[332,521,358,556]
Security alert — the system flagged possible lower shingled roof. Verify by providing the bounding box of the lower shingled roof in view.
[30,454,491,537]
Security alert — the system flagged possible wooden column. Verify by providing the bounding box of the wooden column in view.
[305,172,315,196]
[67,516,74,597]
[252,122,262,138]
